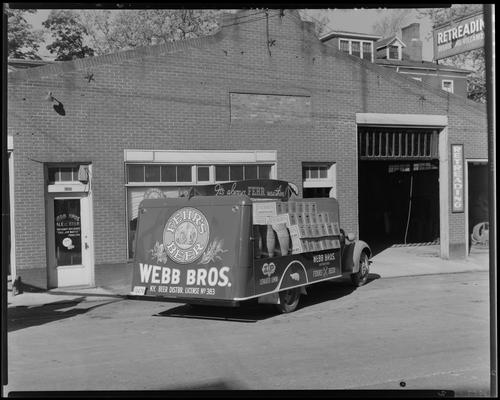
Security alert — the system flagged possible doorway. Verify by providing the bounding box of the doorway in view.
[467,161,489,250]
[46,193,94,288]
[358,160,440,253]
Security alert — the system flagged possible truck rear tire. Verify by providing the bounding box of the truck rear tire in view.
[350,251,369,287]
[275,288,301,313]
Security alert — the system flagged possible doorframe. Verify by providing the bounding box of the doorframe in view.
[355,113,449,258]
[8,147,15,280]
[465,158,488,252]
[44,163,94,288]
[45,192,95,288]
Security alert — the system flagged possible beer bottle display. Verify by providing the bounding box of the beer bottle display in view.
[252,199,341,258]
[264,224,276,258]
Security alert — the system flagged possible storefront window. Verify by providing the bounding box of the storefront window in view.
[128,165,145,182]
[230,165,244,181]
[177,165,192,182]
[197,166,210,182]
[161,165,176,182]
[258,165,272,179]
[145,165,161,182]
[126,162,276,258]
[215,165,230,181]
[245,165,258,179]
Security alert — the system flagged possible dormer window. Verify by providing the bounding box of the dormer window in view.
[337,39,374,61]
[375,36,405,60]
[362,42,372,61]
[389,45,400,60]
[339,39,349,54]
[351,41,360,58]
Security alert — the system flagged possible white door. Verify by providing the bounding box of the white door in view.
[47,194,94,288]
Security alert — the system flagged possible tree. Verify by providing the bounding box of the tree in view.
[372,9,414,37]
[78,9,222,55]
[298,10,331,37]
[78,10,115,56]
[42,10,95,61]
[6,5,43,59]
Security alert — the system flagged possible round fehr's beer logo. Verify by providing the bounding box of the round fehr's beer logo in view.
[163,207,210,264]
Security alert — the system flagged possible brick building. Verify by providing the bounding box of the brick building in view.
[7,10,488,290]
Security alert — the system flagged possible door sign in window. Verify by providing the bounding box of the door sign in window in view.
[54,199,82,266]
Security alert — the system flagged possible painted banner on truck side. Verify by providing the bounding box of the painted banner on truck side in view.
[131,202,247,299]
[254,249,342,295]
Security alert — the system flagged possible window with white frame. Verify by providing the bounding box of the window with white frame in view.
[442,79,454,93]
[338,39,374,61]
[48,165,81,183]
[339,39,349,53]
[388,45,400,60]
[302,162,336,198]
[351,41,360,58]
[124,150,277,259]
[362,42,372,61]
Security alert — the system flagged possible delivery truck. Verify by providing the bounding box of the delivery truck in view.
[130,179,372,313]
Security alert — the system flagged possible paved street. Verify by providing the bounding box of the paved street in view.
[6,271,491,396]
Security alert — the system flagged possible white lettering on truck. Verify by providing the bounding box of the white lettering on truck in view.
[139,263,231,287]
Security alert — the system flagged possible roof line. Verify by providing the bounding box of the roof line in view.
[8,32,223,81]
[376,35,406,49]
[8,10,485,115]
[332,47,485,114]
[375,61,472,74]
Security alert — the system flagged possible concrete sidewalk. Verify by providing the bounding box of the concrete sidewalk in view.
[6,245,491,308]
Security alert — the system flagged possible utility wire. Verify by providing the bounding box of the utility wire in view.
[221,11,281,28]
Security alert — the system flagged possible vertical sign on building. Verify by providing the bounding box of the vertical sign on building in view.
[451,144,464,213]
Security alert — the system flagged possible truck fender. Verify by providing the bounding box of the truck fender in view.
[342,240,372,274]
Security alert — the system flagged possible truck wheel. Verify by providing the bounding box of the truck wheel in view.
[350,251,369,287]
[275,288,301,313]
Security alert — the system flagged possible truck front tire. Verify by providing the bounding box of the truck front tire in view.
[350,251,369,287]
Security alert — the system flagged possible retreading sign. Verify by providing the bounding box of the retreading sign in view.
[451,144,464,213]
[433,12,484,60]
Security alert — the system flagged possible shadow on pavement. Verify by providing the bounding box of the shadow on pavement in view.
[155,300,276,323]
[155,274,381,322]
[8,298,116,333]
[296,273,380,310]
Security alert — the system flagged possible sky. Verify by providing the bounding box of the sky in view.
[24,8,435,61]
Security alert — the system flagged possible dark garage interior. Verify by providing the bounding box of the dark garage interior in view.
[358,160,440,254]
[468,162,489,249]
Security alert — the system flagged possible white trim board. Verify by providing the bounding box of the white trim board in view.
[356,113,448,127]
[124,150,277,163]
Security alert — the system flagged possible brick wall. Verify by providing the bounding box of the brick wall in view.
[8,9,487,287]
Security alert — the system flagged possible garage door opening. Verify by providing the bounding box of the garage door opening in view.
[468,162,489,251]
[358,127,440,254]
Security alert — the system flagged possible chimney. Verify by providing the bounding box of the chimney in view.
[401,23,422,62]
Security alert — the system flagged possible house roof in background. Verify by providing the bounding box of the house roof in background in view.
[376,36,406,49]
[375,58,472,74]
[320,30,382,42]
